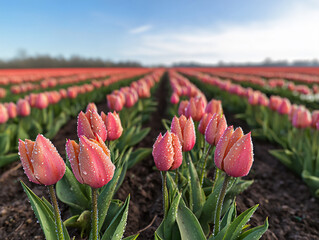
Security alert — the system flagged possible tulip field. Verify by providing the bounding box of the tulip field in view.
[0,68,318,239]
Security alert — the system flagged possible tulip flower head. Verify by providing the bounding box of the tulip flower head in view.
[77,109,107,141]
[107,94,124,112]
[17,99,31,117]
[0,104,9,124]
[205,114,227,146]
[292,107,312,128]
[171,115,196,152]
[198,113,214,135]
[35,93,49,109]
[214,126,253,177]
[101,111,123,141]
[152,131,183,171]
[18,134,66,185]
[278,98,291,115]
[185,97,206,121]
[178,100,189,116]
[86,102,98,113]
[66,135,115,188]
[205,99,223,115]
[6,102,17,119]
[170,92,180,104]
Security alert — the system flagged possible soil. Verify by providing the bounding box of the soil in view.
[0,73,318,239]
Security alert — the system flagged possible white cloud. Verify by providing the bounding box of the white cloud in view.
[123,1,319,65]
[129,25,152,34]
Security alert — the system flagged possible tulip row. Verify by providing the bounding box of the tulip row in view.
[0,70,154,167]
[151,71,268,239]
[181,69,319,197]
[192,69,319,111]
[19,70,164,239]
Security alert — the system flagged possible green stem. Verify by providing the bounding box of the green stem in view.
[199,145,212,186]
[211,168,220,192]
[48,185,64,240]
[161,171,169,218]
[91,188,99,240]
[214,174,231,236]
[174,169,179,185]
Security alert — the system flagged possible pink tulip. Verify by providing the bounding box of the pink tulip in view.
[86,102,98,113]
[269,96,282,111]
[0,104,9,124]
[17,99,31,117]
[311,110,319,128]
[107,94,124,112]
[258,93,269,106]
[248,92,259,105]
[214,126,253,177]
[6,102,17,119]
[101,111,123,141]
[18,134,66,185]
[205,114,227,146]
[198,113,214,135]
[277,98,291,115]
[152,131,183,171]
[205,99,223,115]
[171,115,196,152]
[66,135,115,188]
[35,93,49,109]
[185,97,205,121]
[170,92,180,104]
[178,100,189,116]
[77,110,107,141]
[292,107,312,128]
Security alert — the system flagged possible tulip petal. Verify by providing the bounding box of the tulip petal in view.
[171,116,183,146]
[152,132,174,171]
[214,126,234,170]
[89,110,107,141]
[19,140,39,184]
[214,115,228,145]
[77,111,95,139]
[79,136,115,188]
[66,139,83,184]
[224,127,244,157]
[223,132,253,177]
[32,134,65,185]
[183,117,196,152]
[170,133,183,170]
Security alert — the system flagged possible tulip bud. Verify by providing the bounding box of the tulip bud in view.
[77,110,107,141]
[214,126,253,177]
[6,102,17,119]
[19,134,66,185]
[198,113,213,135]
[292,107,312,128]
[170,92,180,104]
[101,111,123,141]
[152,131,183,171]
[0,104,9,124]
[205,99,223,115]
[17,99,31,117]
[269,96,282,111]
[66,135,115,188]
[178,100,189,116]
[35,93,49,109]
[278,98,291,115]
[86,102,98,113]
[205,114,227,146]
[107,94,124,112]
[185,97,205,121]
[171,115,196,152]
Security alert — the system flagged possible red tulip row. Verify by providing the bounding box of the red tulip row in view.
[0,69,151,124]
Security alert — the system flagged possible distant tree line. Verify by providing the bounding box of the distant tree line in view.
[0,54,142,68]
[172,58,319,68]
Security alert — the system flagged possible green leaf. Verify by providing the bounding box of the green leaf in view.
[187,154,205,217]
[0,133,10,155]
[238,218,268,240]
[101,200,123,231]
[98,165,122,231]
[127,148,152,169]
[301,170,319,197]
[164,192,182,240]
[56,166,90,212]
[101,195,130,240]
[220,201,236,230]
[122,234,139,240]
[176,203,206,240]
[21,181,70,240]
[222,205,258,240]
[0,153,19,167]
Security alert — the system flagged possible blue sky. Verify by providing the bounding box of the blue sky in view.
[0,0,318,65]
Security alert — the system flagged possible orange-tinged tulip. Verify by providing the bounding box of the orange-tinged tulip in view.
[35,93,49,109]
[198,113,213,135]
[6,102,17,119]
[101,111,123,141]
[0,104,9,124]
[178,100,189,116]
[278,98,291,115]
[66,135,115,188]
[107,94,124,112]
[17,99,31,117]
[205,99,223,115]
[292,107,311,128]
[171,115,196,152]
[185,97,205,121]
[214,126,253,177]
[18,134,66,185]
[77,110,107,141]
[152,131,183,171]
[205,114,227,146]
[86,102,98,113]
